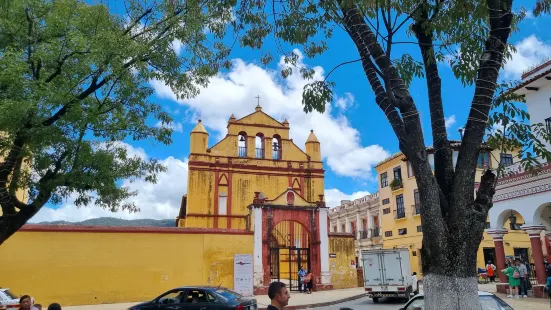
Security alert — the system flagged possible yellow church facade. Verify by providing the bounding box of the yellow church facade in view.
[0,105,359,306]
[179,104,324,230]
[375,142,532,277]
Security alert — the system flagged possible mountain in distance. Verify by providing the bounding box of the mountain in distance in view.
[37,217,175,227]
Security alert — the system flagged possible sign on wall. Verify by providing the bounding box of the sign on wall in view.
[234,254,254,297]
[329,253,336,258]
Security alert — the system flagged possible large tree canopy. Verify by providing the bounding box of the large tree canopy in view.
[0,0,237,245]
[232,0,551,309]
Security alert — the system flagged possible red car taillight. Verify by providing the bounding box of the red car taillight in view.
[235,305,245,310]
[365,288,372,292]
[398,287,406,291]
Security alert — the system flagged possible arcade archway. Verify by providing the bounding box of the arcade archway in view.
[269,220,311,292]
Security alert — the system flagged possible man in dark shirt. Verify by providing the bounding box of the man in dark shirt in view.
[267,281,290,310]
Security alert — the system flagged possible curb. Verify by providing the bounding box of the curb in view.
[258,293,368,310]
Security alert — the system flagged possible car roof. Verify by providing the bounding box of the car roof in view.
[414,291,494,297]
[175,286,230,290]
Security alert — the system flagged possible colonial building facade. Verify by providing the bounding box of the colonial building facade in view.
[374,142,532,277]
[486,59,551,297]
[328,193,382,267]
[178,104,343,293]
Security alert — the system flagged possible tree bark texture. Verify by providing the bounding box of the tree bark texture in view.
[339,1,512,309]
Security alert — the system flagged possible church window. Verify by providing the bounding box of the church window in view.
[219,192,227,215]
[255,133,265,159]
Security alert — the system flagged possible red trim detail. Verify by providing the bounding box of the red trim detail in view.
[521,59,551,80]
[186,213,247,219]
[288,175,292,187]
[214,170,220,228]
[497,163,551,182]
[188,156,323,165]
[219,174,228,185]
[189,167,324,179]
[18,225,253,235]
[227,171,233,228]
[328,232,356,238]
[494,187,551,203]
[189,160,325,174]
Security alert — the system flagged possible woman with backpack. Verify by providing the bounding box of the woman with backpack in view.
[502,262,521,299]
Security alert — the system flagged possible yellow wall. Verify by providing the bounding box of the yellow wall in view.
[183,107,325,229]
[0,153,29,216]
[0,229,253,306]
[375,147,528,277]
[328,235,358,289]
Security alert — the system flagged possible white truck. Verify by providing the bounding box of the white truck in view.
[361,249,414,303]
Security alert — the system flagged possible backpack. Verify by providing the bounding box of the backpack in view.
[513,268,520,279]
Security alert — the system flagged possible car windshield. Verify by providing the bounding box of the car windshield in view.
[3,290,18,299]
[215,289,242,300]
[480,295,514,310]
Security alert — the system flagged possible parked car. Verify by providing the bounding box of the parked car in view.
[129,286,257,310]
[399,291,514,310]
[0,288,34,310]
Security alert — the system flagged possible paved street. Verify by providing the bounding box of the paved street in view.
[304,296,405,309]
[304,294,550,310]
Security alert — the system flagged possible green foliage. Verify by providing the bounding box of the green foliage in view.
[235,0,551,177]
[393,54,424,88]
[0,0,236,213]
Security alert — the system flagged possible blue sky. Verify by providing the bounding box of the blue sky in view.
[32,1,551,222]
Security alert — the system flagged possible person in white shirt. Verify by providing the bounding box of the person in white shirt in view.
[412,272,419,294]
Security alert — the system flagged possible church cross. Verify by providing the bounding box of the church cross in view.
[255,95,261,106]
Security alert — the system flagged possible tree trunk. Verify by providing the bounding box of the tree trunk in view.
[0,203,39,246]
[423,274,481,310]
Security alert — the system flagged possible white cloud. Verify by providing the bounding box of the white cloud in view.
[171,39,184,55]
[445,115,456,129]
[155,120,183,133]
[503,35,551,79]
[31,156,189,223]
[150,50,390,178]
[324,188,371,209]
[334,92,355,111]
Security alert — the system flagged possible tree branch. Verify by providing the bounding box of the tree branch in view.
[123,7,154,36]
[453,0,514,207]
[44,50,91,83]
[412,3,454,216]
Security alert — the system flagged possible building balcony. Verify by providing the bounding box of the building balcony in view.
[358,230,369,240]
[394,208,406,220]
[390,179,403,191]
[370,227,381,238]
[412,203,421,216]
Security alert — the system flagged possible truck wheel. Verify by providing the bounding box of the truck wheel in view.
[372,297,379,303]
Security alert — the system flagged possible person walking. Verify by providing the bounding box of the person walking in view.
[517,259,528,298]
[298,266,307,293]
[267,281,290,310]
[486,261,496,283]
[502,263,521,298]
[47,303,62,310]
[303,269,314,294]
[18,295,39,310]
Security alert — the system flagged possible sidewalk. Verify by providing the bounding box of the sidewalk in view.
[63,288,367,310]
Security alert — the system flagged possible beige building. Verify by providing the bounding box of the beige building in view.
[328,192,382,267]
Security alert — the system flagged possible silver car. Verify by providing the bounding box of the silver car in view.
[399,291,514,310]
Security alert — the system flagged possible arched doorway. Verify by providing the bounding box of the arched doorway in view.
[269,220,311,291]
